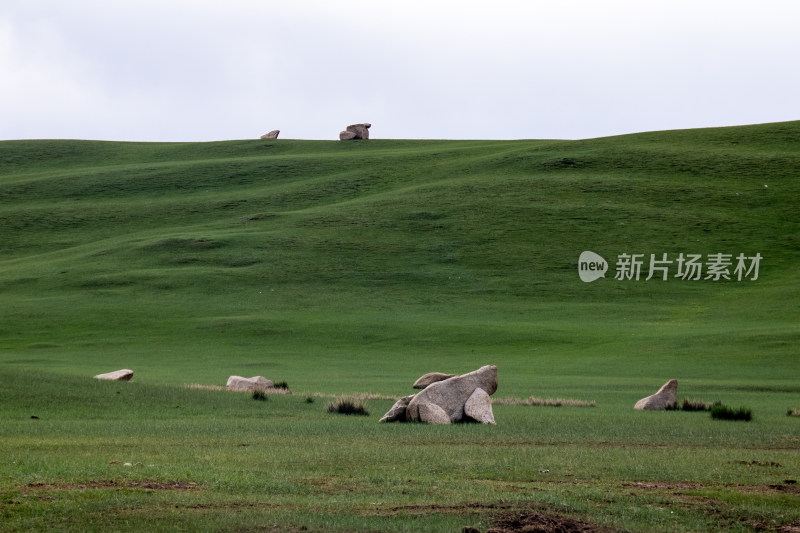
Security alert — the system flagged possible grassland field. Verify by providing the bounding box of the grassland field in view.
[0,122,798,532]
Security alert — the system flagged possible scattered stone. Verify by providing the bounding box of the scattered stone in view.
[260,130,280,139]
[634,379,678,410]
[378,394,415,423]
[339,123,371,140]
[412,372,456,389]
[226,375,274,392]
[94,369,134,381]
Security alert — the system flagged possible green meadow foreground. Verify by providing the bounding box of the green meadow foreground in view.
[1,122,799,531]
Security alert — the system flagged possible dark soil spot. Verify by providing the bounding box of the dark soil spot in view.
[730,460,782,467]
[24,480,200,492]
[486,510,610,533]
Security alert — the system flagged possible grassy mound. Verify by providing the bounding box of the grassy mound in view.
[1,123,799,531]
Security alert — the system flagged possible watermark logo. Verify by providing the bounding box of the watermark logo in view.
[578,251,762,282]
[578,251,608,283]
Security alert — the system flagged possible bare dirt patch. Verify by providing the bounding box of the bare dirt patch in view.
[364,501,512,517]
[621,479,800,495]
[486,510,611,533]
[23,480,200,492]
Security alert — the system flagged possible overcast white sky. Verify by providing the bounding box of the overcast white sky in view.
[2,0,799,142]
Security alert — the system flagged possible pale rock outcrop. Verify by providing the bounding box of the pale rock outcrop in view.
[94,369,134,381]
[260,130,280,139]
[406,365,497,423]
[412,372,456,389]
[226,375,273,392]
[339,123,370,140]
[634,379,678,410]
[379,365,497,424]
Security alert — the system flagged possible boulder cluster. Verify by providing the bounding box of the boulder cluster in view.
[339,123,371,140]
[380,365,498,424]
[256,123,372,141]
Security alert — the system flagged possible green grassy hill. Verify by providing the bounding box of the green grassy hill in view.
[2,123,800,533]
[1,122,799,396]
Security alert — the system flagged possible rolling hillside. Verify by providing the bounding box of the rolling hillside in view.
[1,122,798,395]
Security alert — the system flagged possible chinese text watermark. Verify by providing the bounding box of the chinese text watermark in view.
[579,251,761,283]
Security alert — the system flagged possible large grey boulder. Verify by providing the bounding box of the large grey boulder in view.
[260,130,280,139]
[94,369,134,381]
[339,123,370,140]
[634,379,678,410]
[226,375,273,392]
[412,372,456,389]
[405,365,497,424]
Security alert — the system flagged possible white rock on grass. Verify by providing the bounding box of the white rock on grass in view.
[94,369,134,381]
[226,375,273,392]
[634,379,678,410]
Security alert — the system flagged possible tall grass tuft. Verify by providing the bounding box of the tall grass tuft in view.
[666,398,722,412]
[251,389,267,401]
[326,397,369,416]
[710,404,752,421]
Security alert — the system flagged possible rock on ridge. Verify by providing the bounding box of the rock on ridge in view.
[339,123,371,140]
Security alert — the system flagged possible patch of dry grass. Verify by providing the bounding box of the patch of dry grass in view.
[493,396,596,407]
[184,384,292,394]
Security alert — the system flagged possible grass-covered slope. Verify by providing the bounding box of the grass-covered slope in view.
[1,123,799,394]
[2,123,800,533]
